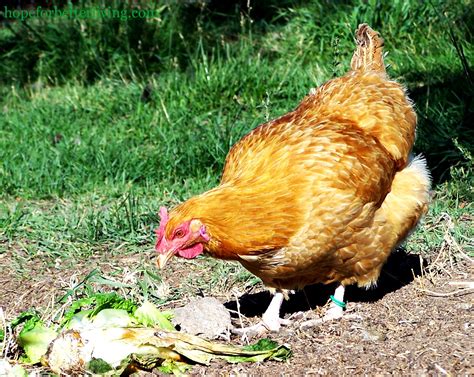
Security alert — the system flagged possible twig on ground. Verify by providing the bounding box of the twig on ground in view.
[0,307,6,357]
[434,363,449,376]
[449,281,474,289]
[231,289,249,344]
[415,287,474,297]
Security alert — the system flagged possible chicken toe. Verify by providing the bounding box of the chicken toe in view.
[323,303,344,321]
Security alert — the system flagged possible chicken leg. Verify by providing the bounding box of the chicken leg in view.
[233,285,347,337]
[296,285,350,330]
[323,284,346,321]
[261,291,286,331]
[232,291,292,337]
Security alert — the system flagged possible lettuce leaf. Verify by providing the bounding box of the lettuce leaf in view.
[61,292,136,328]
[134,301,175,330]
[18,322,57,364]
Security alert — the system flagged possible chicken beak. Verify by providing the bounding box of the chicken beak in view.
[157,250,174,269]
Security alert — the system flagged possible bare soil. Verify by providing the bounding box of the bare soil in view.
[210,270,473,376]
[1,246,472,375]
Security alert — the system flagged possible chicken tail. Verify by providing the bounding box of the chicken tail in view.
[350,24,386,74]
[380,155,432,245]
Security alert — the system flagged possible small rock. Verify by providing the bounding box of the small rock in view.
[172,297,232,339]
[360,327,387,342]
[456,303,472,311]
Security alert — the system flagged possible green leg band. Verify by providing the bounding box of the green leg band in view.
[329,295,346,308]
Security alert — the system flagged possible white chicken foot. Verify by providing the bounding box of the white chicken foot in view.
[232,292,291,337]
[324,284,346,320]
[300,284,350,329]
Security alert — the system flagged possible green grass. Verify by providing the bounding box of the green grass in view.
[1,0,473,198]
[0,0,473,311]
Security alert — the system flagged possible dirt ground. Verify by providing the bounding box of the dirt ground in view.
[1,246,473,375]
[211,271,474,376]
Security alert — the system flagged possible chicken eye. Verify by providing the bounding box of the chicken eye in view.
[174,229,185,239]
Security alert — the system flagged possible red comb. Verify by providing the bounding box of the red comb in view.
[154,206,169,248]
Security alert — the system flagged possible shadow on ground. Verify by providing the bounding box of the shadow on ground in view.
[225,249,427,318]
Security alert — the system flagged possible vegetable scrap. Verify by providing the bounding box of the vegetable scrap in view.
[5,293,291,375]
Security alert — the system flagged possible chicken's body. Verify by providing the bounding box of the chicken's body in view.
[155,25,431,332]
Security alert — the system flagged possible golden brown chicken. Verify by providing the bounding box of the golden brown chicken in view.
[155,24,431,334]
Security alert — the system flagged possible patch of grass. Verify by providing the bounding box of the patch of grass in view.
[1,1,472,199]
[408,190,473,260]
[0,60,306,198]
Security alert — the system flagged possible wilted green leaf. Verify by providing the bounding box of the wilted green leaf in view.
[87,358,113,374]
[223,342,292,364]
[243,338,279,351]
[11,310,41,331]
[92,309,132,328]
[18,322,57,364]
[61,293,137,328]
[157,359,193,375]
[134,301,175,330]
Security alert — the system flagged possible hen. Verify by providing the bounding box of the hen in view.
[155,24,431,334]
